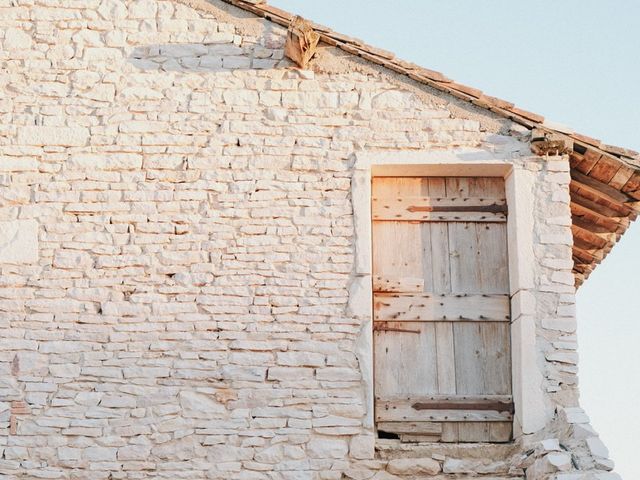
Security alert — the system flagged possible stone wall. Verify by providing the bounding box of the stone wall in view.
[0,0,619,478]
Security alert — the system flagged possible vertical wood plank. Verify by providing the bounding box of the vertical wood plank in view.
[373,221,423,280]
[374,322,438,397]
[489,422,513,442]
[480,323,512,395]
[435,322,456,394]
[458,422,491,442]
[448,222,481,293]
[373,177,424,282]
[441,423,459,443]
[454,323,511,395]
[453,322,485,395]
[476,222,509,294]
[445,177,471,198]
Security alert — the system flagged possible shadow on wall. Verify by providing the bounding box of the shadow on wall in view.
[129,42,289,72]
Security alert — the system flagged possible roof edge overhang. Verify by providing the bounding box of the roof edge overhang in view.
[197,0,640,286]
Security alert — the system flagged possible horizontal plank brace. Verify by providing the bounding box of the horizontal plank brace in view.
[372,196,506,206]
[406,204,508,213]
[373,324,420,334]
[372,196,507,222]
[374,293,510,322]
[412,401,514,414]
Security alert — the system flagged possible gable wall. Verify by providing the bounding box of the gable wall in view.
[0,0,617,478]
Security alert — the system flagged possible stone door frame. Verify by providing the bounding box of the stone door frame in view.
[349,149,549,450]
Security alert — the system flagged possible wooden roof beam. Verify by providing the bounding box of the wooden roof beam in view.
[570,202,629,233]
[570,170,635,205]
[571,224,615,250]
[573,245,604,264]
[570,190,631,218]
[570,183,636,218]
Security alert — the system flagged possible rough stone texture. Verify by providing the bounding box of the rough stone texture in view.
[0,0,618,479]
[0,220,39,264]
[387,457,441,475]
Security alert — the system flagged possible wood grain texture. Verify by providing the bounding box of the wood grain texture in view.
[373,275,424,293]
[375,399,513,422]
[373,294,510,321]
[372,176,512,442]
[377,421,443,435]
[374,322,438,398]
[372,195,507,222]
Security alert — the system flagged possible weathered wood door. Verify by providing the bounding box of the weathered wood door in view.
[373,176,513,443]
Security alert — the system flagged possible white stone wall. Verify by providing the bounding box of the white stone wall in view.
[0,0,618,479]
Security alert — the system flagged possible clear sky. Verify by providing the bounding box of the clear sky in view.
[270,1,640,476]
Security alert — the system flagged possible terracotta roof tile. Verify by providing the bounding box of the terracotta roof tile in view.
[447,82,483,99]
[509,107,545,124]
[571,133,602,148]
[479,94,515,111]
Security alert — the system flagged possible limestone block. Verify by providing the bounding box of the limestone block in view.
[539,233,573,246]
[315,367,360,382]
[511,313,548,433]
[349,433,375,460]
[306,437,348,459]
[4,28,32,50]
[540,439,562,452]
[223,90,259,106]
[121,86,163,100]
[152,437,206,460]
[53,250,93,269]
[443,458,509,475]
[129,0,157,18]
[57,447,82,461]
[267,367,313,381]
[100,395,136,408]
[69,153,142,170]
[554,474,595,480]
[84,446,117,462]
[75,392,103,406]
[0,220,38,264]
[82,84,116,102]
[511,290,536,318]
[546,351,579,365]
[179,391,226,418]
[49,364,81,378]
[560,408,590,424]
[542,318,577,333]
[17,126,89,147]
[371,91,413,110]
[98,0,127,20]
[277,351,325,367]
[528,452,573,479]
[551,271,575,286]
[312,416,360,428]
[506,167,535,292]
[372,472,401,480]
[117,445,150,461]
[586,437,609,459]
[254,444,284,464]
[387,457,441,475]
[0,157,38,171]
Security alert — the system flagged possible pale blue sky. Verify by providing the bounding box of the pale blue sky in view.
[270,1,640,476]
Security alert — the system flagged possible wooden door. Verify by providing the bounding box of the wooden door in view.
[373,176,513,443]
